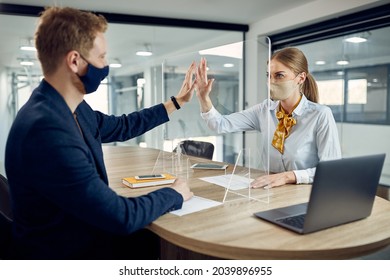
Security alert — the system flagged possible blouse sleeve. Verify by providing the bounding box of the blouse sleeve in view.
[295,107,342,184]
[200,105,263,133]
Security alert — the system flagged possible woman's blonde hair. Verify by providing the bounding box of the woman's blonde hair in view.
[271,47,319,103]
[35,7,108,75]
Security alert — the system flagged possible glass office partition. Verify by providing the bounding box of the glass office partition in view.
[104,23,243,149]
[294,25,390,186]
[162,43,243,164]
[162,38,272,202]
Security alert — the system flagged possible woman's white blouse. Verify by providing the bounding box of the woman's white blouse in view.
[200,95,342,184]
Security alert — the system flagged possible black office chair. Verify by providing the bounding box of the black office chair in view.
[0,174,13,259]
[173,140,214,160]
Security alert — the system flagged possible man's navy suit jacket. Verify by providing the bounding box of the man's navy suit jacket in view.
[5,80,183,259]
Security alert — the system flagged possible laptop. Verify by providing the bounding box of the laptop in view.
[254,154,386,234]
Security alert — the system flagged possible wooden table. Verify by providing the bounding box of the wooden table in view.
[103,145,390,259]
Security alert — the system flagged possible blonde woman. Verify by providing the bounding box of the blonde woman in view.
[196,47,341,188]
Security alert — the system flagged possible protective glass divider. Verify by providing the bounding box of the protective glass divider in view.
[222,148,270,204]
[152,149,191,180]
[159,37,272,205]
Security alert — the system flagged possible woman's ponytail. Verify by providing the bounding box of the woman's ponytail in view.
[302,73,319,103]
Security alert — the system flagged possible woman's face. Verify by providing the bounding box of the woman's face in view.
[268,59,306,101]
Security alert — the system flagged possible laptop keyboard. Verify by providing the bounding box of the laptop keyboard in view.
[277,214,306,229]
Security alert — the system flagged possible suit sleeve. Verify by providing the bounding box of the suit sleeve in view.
[78,101,169,143]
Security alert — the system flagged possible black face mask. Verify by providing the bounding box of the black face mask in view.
[78,59,109,94]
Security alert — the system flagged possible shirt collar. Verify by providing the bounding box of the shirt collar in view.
[269,94,308,116]
[293,94,307,116]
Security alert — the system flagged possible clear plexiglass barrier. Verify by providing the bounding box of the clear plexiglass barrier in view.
[161,37,273,204]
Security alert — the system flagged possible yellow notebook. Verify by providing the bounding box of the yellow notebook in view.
[122,173,176,188]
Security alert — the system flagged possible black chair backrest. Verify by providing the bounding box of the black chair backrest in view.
[175,140,214,160]
[0,174,12,221]
[0,174,13,259]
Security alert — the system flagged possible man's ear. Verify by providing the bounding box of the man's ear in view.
[66,51,81,73]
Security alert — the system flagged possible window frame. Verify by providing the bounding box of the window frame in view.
[269,3,390,50]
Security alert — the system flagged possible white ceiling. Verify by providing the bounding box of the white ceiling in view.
[0,0,389,76]
[0,0,315,25]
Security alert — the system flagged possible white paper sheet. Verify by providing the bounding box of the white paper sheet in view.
[199,174,253,190]
[170,196,222,216]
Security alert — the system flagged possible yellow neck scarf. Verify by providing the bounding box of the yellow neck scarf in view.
[272,96,302,154]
